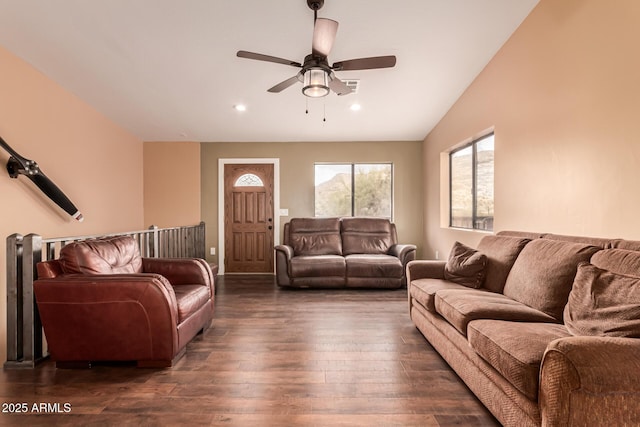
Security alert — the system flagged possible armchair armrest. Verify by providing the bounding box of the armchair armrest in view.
[388,244,417,266]
[406,260,446,282]
[540,336,640,426]
[34,274,180,362]
[142,258,212,288]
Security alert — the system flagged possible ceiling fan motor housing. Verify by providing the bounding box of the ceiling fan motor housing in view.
[307,0,324,11]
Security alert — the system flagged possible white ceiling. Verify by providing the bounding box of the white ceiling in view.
[0,0,539,143]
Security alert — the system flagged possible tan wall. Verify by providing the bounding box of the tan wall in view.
[0,46,144,362]
[143,141,201,227]
[201,141,423,267]
[423,0,640,259]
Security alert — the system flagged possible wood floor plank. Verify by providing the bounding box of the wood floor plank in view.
[0,274,499,426]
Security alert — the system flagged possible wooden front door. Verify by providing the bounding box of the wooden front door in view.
[224,164,274,273]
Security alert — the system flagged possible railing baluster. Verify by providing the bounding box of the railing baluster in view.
[5,234,23,365]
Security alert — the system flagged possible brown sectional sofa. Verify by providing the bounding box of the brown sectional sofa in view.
[275,217,416,288]
[34,236,216,368]
[407,231,640,426]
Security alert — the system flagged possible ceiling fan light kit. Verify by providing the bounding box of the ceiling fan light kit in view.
[302,68,330,98]
[236,0,396,99]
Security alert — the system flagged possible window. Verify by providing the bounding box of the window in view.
[234,173,263,187]
[450,133,494,231]
[314,163,393,218]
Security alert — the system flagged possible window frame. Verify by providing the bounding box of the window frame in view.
[449,132,494,231]
[314,162,394,220]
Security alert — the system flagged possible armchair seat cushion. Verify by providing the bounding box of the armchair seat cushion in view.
[468,320,571,400]
[174,285,212,323]
[345,254,403,278]
[290,255,346,277]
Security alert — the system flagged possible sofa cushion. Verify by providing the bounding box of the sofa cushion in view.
[288,218,342,256]
[468,320,571,400]
[345,254,403,278]
[443,241,487,289]
[542,233,612,249]
[290,255,346,277]
[591,249,640,276]
[476,235,530,293]
[341,217,396,255]
[59,236,143,275]
[609,239,640,251]
[173,285,211,323]
[502,239,600,321]
[564,262,640,338]
[434,289,556,336]
[410,279,470,312]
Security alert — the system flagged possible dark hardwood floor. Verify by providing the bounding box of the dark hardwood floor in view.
[0,275,498,426]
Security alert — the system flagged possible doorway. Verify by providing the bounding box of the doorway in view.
[218,159,280,274]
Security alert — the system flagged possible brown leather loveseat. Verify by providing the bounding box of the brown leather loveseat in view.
[275,217,416,288]
[34,235,216,368]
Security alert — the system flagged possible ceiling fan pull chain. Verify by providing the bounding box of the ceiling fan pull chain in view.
[323,101,326,122]
[305,97,309,114]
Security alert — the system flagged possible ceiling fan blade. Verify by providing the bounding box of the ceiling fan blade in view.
[30,170,84,221]
[237,50,301,67]
[268,75,301,93]
[332,55,396,71]
[312,18,338,58]
[328,74,352,96]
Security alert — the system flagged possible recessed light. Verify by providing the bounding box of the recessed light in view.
[350,103,361,111]
[234,104,247,112]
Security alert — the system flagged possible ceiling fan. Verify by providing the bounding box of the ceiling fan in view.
[237,0,396,98]
[1,136,83,221]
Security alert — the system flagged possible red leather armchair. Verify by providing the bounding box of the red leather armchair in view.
[33,235,216,368]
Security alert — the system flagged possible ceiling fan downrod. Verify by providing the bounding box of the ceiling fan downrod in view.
[307,0,324,20]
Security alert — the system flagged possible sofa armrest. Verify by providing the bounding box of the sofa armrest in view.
[142,258,212,289]
[406,260,446,281]
[540,336,640,426]
[274,245,294,286]
[389,244,417,266]
[34,274,180,361]
[274,244,294,259]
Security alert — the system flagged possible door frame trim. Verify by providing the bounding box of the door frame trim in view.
[218,158,280,274]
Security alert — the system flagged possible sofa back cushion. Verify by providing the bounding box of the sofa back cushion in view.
[341,217,396,255]
[591,249,640,276]
[564,262,640,338]
[59,236,143,275]
[609,239,640,252]
[502,239,600,321]
[542,233,612,249]
[288,218,342,256]
[477,235,530,293]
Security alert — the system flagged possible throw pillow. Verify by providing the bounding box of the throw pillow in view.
[444,241,487,289]
[564,262,640,338]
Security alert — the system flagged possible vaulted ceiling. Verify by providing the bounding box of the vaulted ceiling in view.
[0,0,539,142]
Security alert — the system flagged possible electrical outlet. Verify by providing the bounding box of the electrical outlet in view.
[435,250,439,260]
[210,247,216,256]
